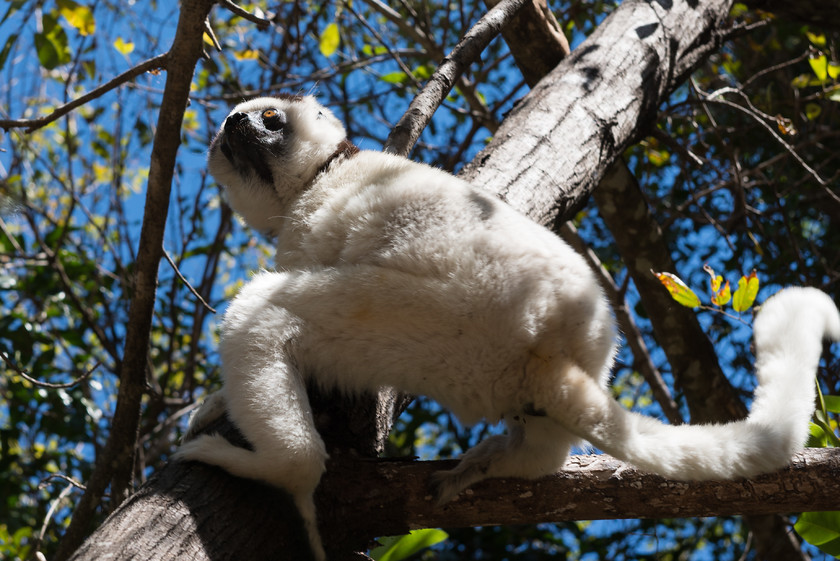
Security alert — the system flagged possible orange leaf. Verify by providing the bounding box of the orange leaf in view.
[653,271,701,308]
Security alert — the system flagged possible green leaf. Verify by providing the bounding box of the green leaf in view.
[813,410,840,447]
[113,36,134,55]
[369,529,448,561]
[807,422,827,447]
[795,512,840,556]
[648,148,670,167]
[792,74,812,89]
[319,22,340,57]
[34,15,71,70]
[823,395,840,414]
[57,0,95,36]
[805,103,822,121]
[806,31,827,47]
[380,71,408,85]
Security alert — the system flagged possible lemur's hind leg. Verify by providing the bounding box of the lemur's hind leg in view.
[173,351,328,560]
[432,415,577,504]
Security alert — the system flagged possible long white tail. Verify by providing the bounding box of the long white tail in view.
[556,287,840,480]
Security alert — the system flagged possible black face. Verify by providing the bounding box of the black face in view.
[215,107,290,185]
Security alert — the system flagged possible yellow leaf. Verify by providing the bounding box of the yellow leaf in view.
[319,22,340,57]
[712,280,731,307]
[113,37,134,55]
[806,31,827,47]
[810,55,828,82]
[234,49,261,61]
[703,264,731,306]
[828,63,840,80]
[57,0,95,36]
[653,271,701,309]
[732,270,759,312]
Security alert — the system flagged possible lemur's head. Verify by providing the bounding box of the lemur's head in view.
[208,95,348,234]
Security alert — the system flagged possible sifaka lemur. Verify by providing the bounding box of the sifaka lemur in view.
[175,94,840,561]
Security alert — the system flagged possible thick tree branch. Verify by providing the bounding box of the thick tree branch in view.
[458,0,736,227]
[483,0,569,84]
[68,447,840,560]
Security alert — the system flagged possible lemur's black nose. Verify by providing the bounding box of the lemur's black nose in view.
[224,112,248,132]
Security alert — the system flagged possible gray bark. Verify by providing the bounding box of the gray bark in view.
[70,444,840,560]
[460,0,734,227]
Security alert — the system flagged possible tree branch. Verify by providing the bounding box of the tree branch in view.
[383,0,529,156]
[458,0,736,227]
[217,0,272,29]
[0,55,168,133]
[67,447,840,560]
[53,1,216,559]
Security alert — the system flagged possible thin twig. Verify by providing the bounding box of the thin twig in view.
[162,245,217,314]
[0,54,168,132]
[218,0,272,28]
[203,18,223,52]
[1,350,100,390]
[344,3,422,90]
[699,86,829,187]
[39,473,87,491]
[31,479,82,561]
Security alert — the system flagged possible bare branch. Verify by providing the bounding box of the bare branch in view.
[699,83,829,187]
[217,0,272,29]
[383,0,529,156]
[162,246,217,314]
[1,350,100,390]
[363,0,503,144]
[0,55,168,133]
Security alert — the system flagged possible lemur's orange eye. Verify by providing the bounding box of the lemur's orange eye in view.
[261,108,285,131]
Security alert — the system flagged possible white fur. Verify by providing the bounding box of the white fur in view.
[176,96,840,560]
